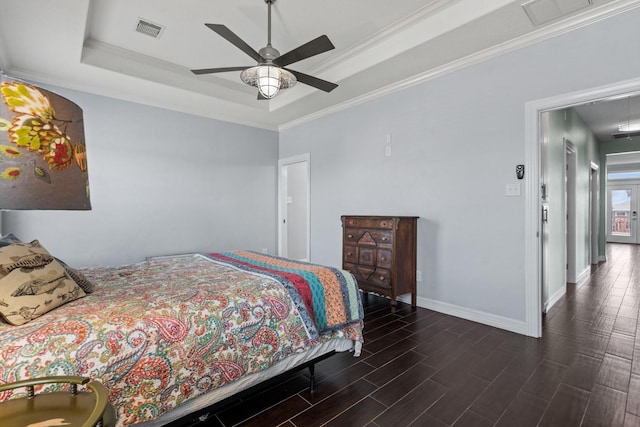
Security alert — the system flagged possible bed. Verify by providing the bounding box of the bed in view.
[0,240,364,427]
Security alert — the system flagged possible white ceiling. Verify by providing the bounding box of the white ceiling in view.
[1,0,639,131]
[574,93,640,142]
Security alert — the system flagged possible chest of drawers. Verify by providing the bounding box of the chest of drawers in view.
[341,215,418,310]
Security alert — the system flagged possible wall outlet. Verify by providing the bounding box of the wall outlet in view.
[385,146,392,157]
[505,183,521,196]
[416,270,422,281]
[262,248,268,253]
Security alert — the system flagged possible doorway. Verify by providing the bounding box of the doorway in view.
[525,77,640,338]
[278,154,310,261]
[607,184,640,244]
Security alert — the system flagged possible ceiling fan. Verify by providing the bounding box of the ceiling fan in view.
[191,0,338,100]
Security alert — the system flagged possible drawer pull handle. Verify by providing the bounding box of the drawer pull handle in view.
[347,252,353,256]
[381,237,388,241]
[348,234,353,239]
[379,276,385,281]
[380,257,386,261]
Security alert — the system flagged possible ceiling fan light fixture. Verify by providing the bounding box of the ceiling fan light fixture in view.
[240,65,296,99]
[191,0,337,98]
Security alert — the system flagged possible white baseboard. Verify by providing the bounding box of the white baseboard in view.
[577,266,591,284]
[545,285,566,313]
[398,295,527,335]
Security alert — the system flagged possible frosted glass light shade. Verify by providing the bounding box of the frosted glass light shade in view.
[240,65,296,99]
[258,66,281,98]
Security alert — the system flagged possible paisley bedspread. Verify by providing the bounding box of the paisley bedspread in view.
[0,253,364,426]
[205,251,363,339]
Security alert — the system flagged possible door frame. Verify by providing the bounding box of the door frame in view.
[590,162,600,264]
[607,182,640,244]
[525,76,640,337]
[564,139,577,284]
[278,153,311,260]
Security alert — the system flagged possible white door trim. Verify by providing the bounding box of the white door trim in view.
[278,153,311,260]
[590,162,600,265]
[525,76,640,338]
[565,139,577,284]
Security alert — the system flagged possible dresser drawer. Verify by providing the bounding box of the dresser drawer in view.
[344,228,393,246]
[377,249,392,269]
[343,263,392,290]
[344,246,391,268]
[343,245,357,263]
[343,217,395,229]
[364,268,391,289]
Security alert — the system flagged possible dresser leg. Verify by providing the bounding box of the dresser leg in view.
[390,298,398,313]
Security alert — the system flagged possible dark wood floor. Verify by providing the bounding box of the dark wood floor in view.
[201,243,640,426]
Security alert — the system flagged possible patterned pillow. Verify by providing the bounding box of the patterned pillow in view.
[0,233,21,247]
[0,240,86,325]
[0,234,95,294]
[55,258,95,294]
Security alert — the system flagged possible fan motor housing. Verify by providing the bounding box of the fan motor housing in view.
[259,46,280,62]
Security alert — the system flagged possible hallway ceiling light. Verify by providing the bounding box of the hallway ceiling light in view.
[618,123,640,133]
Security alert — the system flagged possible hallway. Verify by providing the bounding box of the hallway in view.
[539,242,640,426]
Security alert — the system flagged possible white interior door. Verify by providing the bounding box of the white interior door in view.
[607,184,640,244]
[278,154,310,261]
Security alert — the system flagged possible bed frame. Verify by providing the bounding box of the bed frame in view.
[165,351,336,426]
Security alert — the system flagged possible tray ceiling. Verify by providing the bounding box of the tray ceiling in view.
[0,0,637,130]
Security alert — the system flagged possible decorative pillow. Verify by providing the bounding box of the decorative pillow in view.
[0,234,95,294]
[0,240,86,325]
[0,233,21,247]
[55,258,95,294]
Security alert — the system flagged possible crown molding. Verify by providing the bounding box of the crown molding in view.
[279,0,640,131]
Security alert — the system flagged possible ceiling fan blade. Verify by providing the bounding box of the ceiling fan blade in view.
[205,23,263,62]
[286,69,338,93]
[274,35,335,67]
[191,66,251,75]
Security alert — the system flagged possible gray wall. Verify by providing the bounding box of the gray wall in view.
[3,88,279,267]
[280,7,640,325]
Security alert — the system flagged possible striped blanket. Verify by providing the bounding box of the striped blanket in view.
[206,251,364,339]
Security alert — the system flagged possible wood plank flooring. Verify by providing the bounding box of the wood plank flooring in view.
[198,243,640,426]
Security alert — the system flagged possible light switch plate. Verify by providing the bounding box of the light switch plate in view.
[505,183,521,196]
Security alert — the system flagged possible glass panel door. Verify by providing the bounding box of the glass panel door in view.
[607,185,639,243]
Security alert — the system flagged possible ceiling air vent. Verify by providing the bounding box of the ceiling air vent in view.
[522,0,592,26]
[613,131,640,139]
[135,18,165,38]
